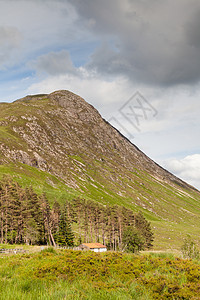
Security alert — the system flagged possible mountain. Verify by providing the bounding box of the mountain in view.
[0,90,200,250]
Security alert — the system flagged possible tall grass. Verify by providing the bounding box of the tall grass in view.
[0,249,200,299]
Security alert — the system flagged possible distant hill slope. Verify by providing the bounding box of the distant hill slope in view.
[0,90,200,250]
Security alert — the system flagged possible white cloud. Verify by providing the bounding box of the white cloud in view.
[0,0,81,69]
[33,50,78,75]
[2,0,200,87]
[0,26,22,68]
[26,68,131,111]
[163,154,200,190]
[69,0,200,86]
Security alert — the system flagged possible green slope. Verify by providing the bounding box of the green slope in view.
[0,90,200,250]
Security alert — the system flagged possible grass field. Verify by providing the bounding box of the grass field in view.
[0,247,200,299]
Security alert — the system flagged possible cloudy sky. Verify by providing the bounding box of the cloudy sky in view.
[0,0,200,189]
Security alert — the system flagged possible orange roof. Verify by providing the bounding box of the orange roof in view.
[81,243,106,249]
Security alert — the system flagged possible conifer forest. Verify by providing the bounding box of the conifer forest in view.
[0,176,153,252]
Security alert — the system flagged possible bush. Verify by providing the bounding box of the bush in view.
[181,235,199,259]
[41,246,56,254]
[122,227,145,253]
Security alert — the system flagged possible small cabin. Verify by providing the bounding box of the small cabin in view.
[80,243,107,252]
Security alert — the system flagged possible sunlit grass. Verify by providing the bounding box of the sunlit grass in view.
[0,249,200,299]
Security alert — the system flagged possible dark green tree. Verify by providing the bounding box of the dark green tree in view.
[134,212,154,249]
[56,210,74,246]
[24,188,45,245]
[122,226,145,253]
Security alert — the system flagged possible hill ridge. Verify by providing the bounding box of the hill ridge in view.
[0,89,200,249]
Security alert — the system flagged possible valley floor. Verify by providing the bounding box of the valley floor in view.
[0,246,200,299]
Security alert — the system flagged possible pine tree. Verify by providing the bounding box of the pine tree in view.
[56,209,74,246]
[122,226,145,253]
[72,197,83,243]
[24,188,45,245]
[40,193,56,246]
[134,212,154,249]
[99,206,107,245]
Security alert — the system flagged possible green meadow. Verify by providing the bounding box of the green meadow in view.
[0,247,200,299]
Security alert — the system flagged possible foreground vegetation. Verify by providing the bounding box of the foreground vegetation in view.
[0,248,200,299]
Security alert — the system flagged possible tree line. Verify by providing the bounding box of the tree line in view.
[65,198,153,251]
[0,176,154,252]
[0,176,74,246]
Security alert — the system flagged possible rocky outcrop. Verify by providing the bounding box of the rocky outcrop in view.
[1,90,200,249]
[0,90,199,206]
[0,90,196,191]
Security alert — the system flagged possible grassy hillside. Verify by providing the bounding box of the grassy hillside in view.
[0,163,81,204]
[0,163,200,250]
[0,248,200,299]
[1,90,200,250]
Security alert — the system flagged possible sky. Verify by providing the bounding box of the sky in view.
[0,0,200,189]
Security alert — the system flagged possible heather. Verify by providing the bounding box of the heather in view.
[0,249,200,299]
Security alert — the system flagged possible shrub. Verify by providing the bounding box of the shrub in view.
[181,235,199,260]
[122,227,145,253]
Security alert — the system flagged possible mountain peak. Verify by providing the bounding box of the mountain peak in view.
[1,90,200,249]
[49,90,86,108]
[49,90,102,123]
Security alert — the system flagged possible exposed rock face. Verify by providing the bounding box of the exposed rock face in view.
[48,91,196,190]
[0,90,192,186]
[0,90,199,224]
